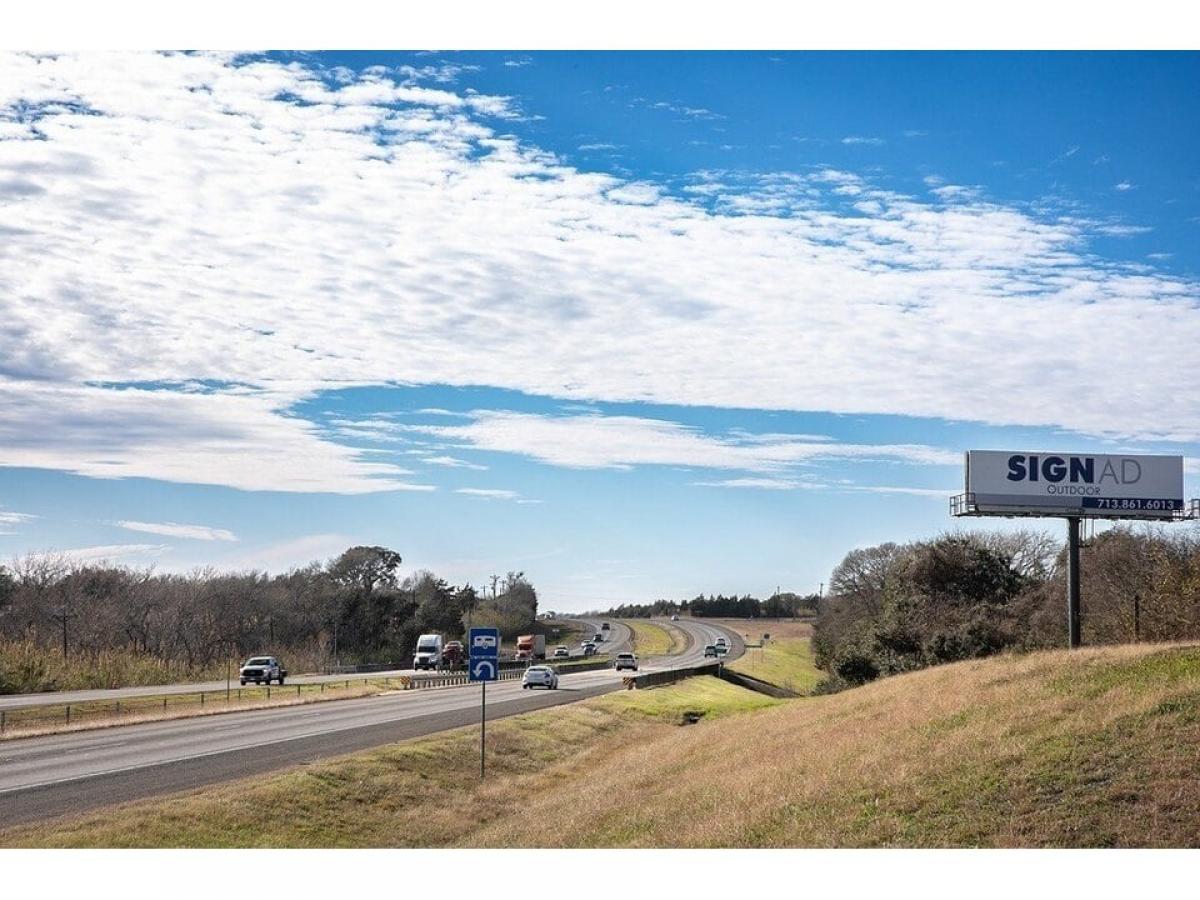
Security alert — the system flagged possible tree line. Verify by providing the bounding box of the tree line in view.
[813,526,1200,690]
[593,591,820,620]
[0,545,539,680]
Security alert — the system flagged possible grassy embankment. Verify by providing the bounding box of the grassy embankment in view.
[699,618,822,694]
[8,642,1200,847]
[727,638,822,695]
[623,619,686,657]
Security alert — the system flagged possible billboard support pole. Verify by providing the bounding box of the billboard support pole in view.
[1067,517,1082,648]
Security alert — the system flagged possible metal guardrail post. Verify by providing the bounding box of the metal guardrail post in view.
[66,705,71,725]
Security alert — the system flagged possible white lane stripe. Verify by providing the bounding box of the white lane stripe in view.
[0,675,619,795]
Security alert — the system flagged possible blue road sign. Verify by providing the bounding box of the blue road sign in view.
[470,657,498,682]
[469,627,500,659]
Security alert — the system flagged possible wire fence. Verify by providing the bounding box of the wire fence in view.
[0,656,623,738]
[0,678,399,738]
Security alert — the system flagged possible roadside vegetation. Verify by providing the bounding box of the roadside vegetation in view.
[596,590,818,619]
[623,620,682,657]
[8,644,1200,848]
[727,637,822,695]
[0,548,541,694]
[815,527,1200,691]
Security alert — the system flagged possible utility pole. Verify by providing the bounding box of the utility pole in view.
[1067,517,1082,649]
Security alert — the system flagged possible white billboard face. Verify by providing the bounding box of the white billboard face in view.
[966,451,1183,517]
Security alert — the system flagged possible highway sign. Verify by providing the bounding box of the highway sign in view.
[470,658,498,682]
[469,627,500,658]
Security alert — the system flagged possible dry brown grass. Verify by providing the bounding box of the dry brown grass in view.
[464,642,1200,848]
[702,617,814,642]
[7,642,1200,848]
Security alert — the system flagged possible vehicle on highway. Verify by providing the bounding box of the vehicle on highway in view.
[671,614,680,621]
[614,652,638,672]
[715,636,728,648]
[443,640,465,670]
[581,641,597,656]
[522,665,559,690]
[413,633,444,670]
[703,644,718,658]
[593,631,604,642]
[714,644,728,657]
[516,634,547,661]
[553,645,570,659]
[239,656,286,685]
[601,622,611,631]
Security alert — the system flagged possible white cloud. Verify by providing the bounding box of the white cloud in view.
[405,411,960,472]
[227,533,356,571]
[845,485,955,498]
[842,136,885,145]
[0,510,35,527]
[58,543,169,563]
[422,455,488,470]
[0,47,1195,508]
[114,520,238,541]
[693,477,812,490]
[0,381,432,493]
[455,487,521,500]
[1115,181,1135,191]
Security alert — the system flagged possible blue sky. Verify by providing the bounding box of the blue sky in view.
[1,51,1198,609]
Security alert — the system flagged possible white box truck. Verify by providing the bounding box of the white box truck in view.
[413,633,444,670]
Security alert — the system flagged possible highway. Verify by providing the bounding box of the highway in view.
[0,619,631,712]
[0,617,739,830]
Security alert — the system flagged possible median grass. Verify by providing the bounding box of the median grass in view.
[623,619,684,657]
[8,642,1200,847]
[727,637,822,695]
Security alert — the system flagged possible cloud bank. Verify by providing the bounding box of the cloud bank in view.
[2,51,1197,493]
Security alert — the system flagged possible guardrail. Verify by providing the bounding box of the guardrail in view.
[0,678,403,738]
[621,662,720,690]
[716,668,799,698]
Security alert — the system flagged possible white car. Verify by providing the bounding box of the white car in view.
[714,644,728,657]
[240,656,286,685]
[715,636,728,648]
[522,665,559,690]
[614,652,638,672]
[553,645,570,659]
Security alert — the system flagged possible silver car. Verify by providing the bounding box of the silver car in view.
[614,652,638,672]
[522,665,559,690]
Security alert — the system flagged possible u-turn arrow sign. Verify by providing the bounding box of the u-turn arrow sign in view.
[470,658,497,682]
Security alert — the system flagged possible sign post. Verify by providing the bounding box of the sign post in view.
[469,626,500,778]
[952,450,1196,648]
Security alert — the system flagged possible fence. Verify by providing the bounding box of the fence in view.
[715,667,799,698]
[0,677,403,738]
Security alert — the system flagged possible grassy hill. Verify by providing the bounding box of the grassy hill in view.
[6,642,1200,848]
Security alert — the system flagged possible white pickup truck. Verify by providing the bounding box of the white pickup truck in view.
[239,656,287,685]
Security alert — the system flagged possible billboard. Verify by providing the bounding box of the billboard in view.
[964,451,1183,518]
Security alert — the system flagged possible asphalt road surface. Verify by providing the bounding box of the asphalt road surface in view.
[0,618,740,831]
[0,620,634,712]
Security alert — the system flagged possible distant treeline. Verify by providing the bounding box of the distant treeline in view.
[592,591,819,620]
[0,546,538,692]
[814,527,1200,691]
